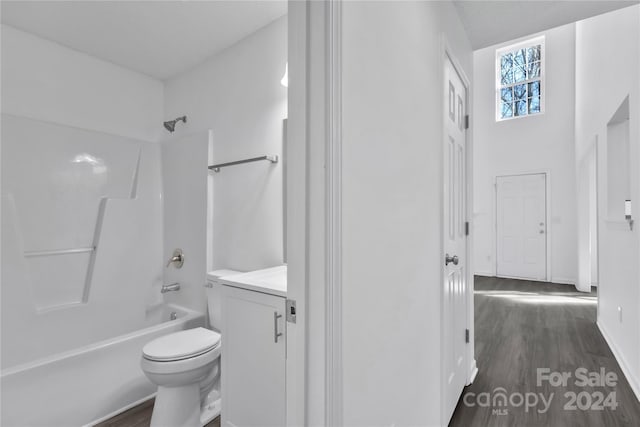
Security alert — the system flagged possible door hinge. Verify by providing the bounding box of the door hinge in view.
[465,328,470,343]
[464,115,469,129]
[465,221,470,236]
[286,299,297,323]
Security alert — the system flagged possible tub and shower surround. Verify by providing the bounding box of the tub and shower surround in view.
[0,113,170,425]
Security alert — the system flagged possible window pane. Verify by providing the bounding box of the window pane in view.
[501,102,513,119]
[515,100,527,116]
[514,49,526,66]
[528,61,541,79]
[514,84,527,100]
[501,53,513,71]
[528,80,540,98]
[501,87,513,103]
[514,65,526,82]
[501,68,513,85]
[528,96,541,114]
[527,45,541,62]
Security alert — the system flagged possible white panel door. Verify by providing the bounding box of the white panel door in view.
[221,286,286,427]
[443,55,468,424]
[496,173,547,280]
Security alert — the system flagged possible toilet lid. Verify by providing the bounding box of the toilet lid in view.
[142,327,221,362]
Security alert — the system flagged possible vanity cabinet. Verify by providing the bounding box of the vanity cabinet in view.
[220,284,286,427]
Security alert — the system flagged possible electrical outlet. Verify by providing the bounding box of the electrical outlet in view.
[618,306,622,323]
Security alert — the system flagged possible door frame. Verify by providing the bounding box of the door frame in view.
[440,38,477,426]
[589,141,600,290]
[286,1,342,425]
[286,3,308,423]
[494,171,552,282]
[592,137,601,315]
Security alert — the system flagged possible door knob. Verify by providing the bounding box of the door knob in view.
[445,254,459,266]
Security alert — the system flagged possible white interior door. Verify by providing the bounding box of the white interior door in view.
[496,173,547,280]
[443,55,468,424]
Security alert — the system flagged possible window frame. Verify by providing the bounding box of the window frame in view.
[495,35,546,122]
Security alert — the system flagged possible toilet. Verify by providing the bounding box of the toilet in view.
[141,269,239,427]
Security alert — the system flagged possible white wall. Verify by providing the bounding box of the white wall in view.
[162,16,287,312]
[1,25,163,142]
[1,25,165,367]
[1,15,287,357]
[161,131,211,314]
[473,24,578,284]
[341,2,472,425]
[575,5,640,398]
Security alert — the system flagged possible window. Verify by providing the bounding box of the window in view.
[496,36,544,121]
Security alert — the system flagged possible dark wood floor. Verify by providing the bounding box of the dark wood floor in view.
[450,276,640,427]
[96,398,220,427]
[97,276,640,426]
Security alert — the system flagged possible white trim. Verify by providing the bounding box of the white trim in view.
[474,271,495,278]
[206,131,214,273]
[549,277,577,286]
[285,2,309,425]
[597,321,640,402]
[287,1,343,424]
[467,359,479,385]
[495,274,548,282]
[494,274,576,286]
[326,0,343,425]
[85,394,155,427]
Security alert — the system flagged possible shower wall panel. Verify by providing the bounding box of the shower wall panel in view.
[1,114,164,369]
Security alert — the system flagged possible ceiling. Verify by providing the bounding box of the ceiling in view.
[453,0,639,49]
[1,1,287,80]
[2,0,636,78]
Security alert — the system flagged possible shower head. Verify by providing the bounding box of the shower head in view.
[163,116,187,133]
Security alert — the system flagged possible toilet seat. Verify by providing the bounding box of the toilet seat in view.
[143,327,221,362]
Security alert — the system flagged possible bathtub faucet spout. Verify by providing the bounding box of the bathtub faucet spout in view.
[161,283,181,293]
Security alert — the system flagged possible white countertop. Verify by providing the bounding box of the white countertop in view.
[218,265,287,298]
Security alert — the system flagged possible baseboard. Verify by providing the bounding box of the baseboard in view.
[467,359,478,385]
[478,272,578,286]
[492,274,577,286]
[596,321,640,403]
[550,277,576,286]
[84,392,156,427]
[474,271,494,277]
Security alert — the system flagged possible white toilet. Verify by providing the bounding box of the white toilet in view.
[141,269,239,427]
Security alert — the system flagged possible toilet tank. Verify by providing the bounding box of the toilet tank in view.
[205,270,241,332]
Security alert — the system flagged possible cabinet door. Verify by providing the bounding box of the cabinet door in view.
[221,286,286,427]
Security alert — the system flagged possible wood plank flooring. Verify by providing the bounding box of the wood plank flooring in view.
[98,276,640,426]
[449,276,640,427]
[95,399,220,427]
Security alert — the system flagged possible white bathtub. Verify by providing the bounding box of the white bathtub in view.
[0,303,205,427]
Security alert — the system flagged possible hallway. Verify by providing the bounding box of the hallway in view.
[450,277,640,426]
